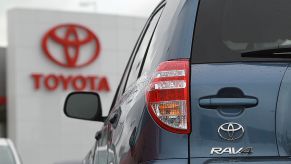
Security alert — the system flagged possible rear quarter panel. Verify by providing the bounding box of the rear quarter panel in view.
[107,0,200,163]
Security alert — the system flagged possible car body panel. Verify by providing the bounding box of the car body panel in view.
[190,157,291,163]
[276,65,291,156]
[189,63,288,157]
[141,159,188,164]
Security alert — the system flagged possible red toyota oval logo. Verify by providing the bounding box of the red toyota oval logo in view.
[42,24,101,68]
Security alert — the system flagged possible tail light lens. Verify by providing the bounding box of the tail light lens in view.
[146,60,191,134]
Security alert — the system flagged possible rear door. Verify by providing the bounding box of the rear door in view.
[190,63,287,157]
[190,0,291,158]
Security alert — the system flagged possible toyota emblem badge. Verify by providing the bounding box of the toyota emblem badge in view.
[218,122,244,141]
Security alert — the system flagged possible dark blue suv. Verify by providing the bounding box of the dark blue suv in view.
[64,0,291,163]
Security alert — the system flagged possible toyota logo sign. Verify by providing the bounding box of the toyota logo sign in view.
[218,122,244,141]
[31,23,110,92]
[42,24,101,68]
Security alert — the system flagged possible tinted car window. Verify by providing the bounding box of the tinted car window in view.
[125,8,163,90]
[0,146,15,164]
[192,0,291,63]
[109,7,164,111]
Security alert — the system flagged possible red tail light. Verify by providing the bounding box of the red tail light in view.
[146,60,191,134]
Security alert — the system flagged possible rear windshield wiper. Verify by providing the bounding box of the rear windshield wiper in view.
[241,47,291,58]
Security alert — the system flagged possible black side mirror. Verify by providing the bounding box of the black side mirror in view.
[64,92,106,122]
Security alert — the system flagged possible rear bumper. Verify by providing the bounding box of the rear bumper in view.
[141,159,187,164]
[191,157,291,163]
[141,157,291,164]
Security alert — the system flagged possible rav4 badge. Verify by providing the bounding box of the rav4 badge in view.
[210,147,253,155]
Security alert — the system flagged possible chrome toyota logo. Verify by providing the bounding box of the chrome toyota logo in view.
[218,122,244,141]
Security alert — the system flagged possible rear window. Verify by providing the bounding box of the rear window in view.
[0,146,16,164]
[192,0,291,63]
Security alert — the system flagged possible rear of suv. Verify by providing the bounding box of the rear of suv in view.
[64,0,291,163]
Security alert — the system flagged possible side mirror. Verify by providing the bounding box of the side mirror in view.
[64,92,106,122]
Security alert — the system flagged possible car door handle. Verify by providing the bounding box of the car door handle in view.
[199,97,258,109]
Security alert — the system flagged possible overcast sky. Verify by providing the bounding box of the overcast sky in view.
[0,0,161,46]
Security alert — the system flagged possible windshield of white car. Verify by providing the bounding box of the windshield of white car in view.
[0,146,16,164]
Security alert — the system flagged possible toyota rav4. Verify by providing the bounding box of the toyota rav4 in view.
[64,0,291,163]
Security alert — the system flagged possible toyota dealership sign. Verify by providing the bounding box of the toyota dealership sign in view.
[7,9,145,164]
